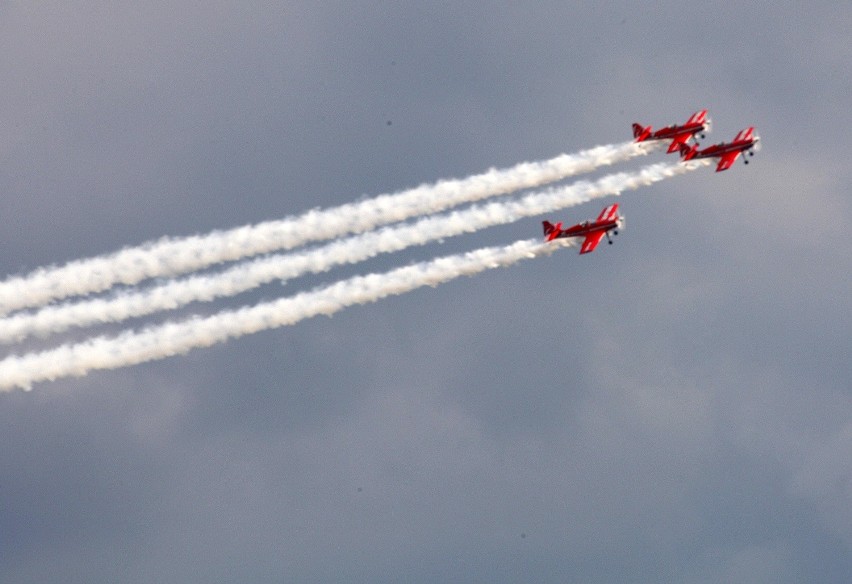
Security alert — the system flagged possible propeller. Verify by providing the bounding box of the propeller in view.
[702,116,713,138]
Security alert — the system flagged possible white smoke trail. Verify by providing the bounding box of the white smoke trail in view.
[0,237,576,391]
[0,161,704,343]
[0,141,656,315]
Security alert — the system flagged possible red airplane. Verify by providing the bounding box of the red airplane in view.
[677,127,760,172]
[542,203,624,254]
[633,110,710,153]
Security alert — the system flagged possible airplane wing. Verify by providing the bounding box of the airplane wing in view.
[687,109,708,125]
[596,203,619,223]
[667,133,692,153]
[715,151,740,172]
[579,230,607,254]
[733,127,754,142]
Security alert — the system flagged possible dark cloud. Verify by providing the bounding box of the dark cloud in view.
[0,2,850,582]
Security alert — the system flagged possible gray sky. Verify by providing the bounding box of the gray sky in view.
[1,2,850,582]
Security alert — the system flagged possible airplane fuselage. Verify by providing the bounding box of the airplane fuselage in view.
[651,121,707,140]
[690,137,758,159]
[558,218,620,239]
[543,203,623,254]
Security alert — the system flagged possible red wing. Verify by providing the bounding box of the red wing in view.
[596,203,619,223]
[715,151,740,172]
[687,109,708,125]
[579,230,607,254]
[666,133,692,153]
[733,127,754,143]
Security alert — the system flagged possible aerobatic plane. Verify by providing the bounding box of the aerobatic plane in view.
[633,110,710,153]
[677,127,760,172]
[542,203,623,254]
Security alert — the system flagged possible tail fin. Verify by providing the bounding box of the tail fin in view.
[678,142,698,160]
[632,123,651,141]
[542,221,561,241]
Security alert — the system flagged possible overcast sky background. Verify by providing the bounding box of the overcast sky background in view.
[1,2,850,582]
